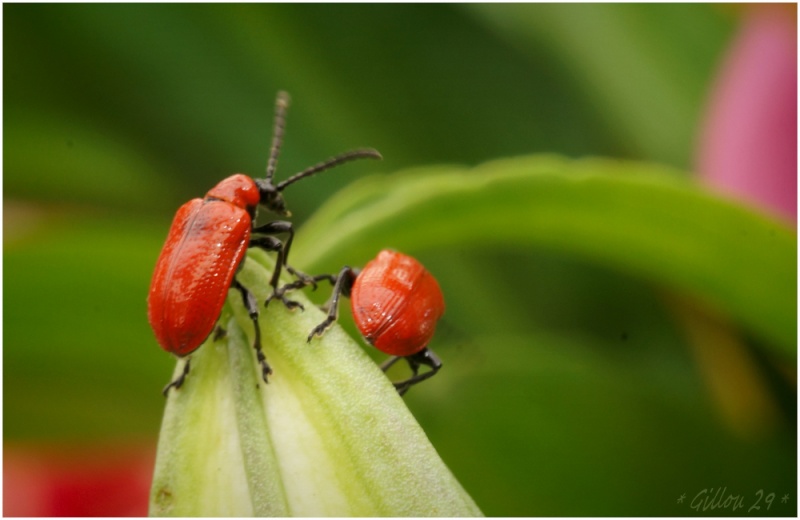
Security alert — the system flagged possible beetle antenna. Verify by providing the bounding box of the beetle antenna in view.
[276,148,382,192]
[265,91,291,184]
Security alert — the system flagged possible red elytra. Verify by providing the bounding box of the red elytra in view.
[303,249,445,395]
[147,92,381,394]
[351,250,445,357]
[147,174,259,358]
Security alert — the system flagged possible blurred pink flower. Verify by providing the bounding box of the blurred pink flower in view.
[696,4,797,224]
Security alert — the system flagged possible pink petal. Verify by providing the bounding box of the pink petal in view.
[696,5,797,224]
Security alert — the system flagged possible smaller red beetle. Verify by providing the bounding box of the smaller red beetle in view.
[305,250,445,395]
[148,92,381,394]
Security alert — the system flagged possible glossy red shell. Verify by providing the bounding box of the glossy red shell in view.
[350,250,445,357]
[147,175,258,357]
[206,173,260,209]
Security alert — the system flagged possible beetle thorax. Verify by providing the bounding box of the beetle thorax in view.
[206,174,260,211]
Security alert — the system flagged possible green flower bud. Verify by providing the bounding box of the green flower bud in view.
[150,251,481,516]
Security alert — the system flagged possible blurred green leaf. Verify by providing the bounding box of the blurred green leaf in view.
[466,4,732,167]
[295,155,795,356]
[4,113,176,211]
[4,215,169,440]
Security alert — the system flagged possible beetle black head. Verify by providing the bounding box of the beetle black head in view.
[257,91,381,216]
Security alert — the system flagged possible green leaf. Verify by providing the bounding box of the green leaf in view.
[466,4,731,167]
[150,251,482,516]
[294,155,796,357]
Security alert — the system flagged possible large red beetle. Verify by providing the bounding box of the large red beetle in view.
[148,92,381,394]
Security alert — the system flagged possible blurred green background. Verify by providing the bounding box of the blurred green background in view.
[4,3,796,516]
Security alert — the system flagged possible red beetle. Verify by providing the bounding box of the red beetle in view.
[305,250,445,395]
[148,92,381,394]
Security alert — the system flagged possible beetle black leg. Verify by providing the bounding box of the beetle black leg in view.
[263,280,305,310]
[248,235,304,311]
[233,280,272,383]
[271,273,337,301]
[391,348,442,396]
[379,355,403,372]
[307,266,357,342]
[252,220,319,291]
[162,358,191,396]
